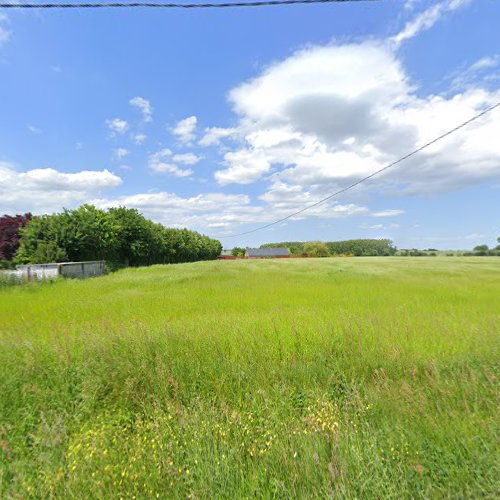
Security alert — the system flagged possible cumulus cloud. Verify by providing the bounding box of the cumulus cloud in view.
[199,127,236,146]
[172,116,197,143]
[172,153,202,165]
[148,149,193,178]
[106,118,129,135]
[113,148,129,159]
[0,162,122,214]
[90,189,368,232]
[132,133,147,145]
[92,191,252,229]
[391,0,470,46]
[130,96,153,122]
[370,209,405,217]
[210,41,500,201]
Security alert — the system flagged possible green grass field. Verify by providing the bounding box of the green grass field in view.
[0,258,499,498]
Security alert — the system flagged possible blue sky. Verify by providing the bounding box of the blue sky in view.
[0,0,499,250]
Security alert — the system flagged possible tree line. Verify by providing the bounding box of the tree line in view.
[0,205,221,269]
[260,239,397,257]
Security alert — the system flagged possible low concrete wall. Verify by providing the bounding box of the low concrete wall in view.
[10,261,106,281]
[60,261,105,279]
[16,263,60,280]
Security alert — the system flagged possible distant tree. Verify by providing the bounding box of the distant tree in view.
[0,213,32,260]
[328,239,397,256]
[231,247,246,257]
[473,244,489,256]
[473,245,489,252]
[303,241,330,257]
[261,239,397,257]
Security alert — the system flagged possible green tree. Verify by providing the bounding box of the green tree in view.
[303,241,330,257]
[231,247,246,257]
[17,204,221,267]
[473,244,489,256]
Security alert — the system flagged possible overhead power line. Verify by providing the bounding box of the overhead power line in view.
[217,101,500,239]
[0,0,377,9]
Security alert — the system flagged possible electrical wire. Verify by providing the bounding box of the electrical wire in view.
[0,0,378,9]
[216,101,500,239]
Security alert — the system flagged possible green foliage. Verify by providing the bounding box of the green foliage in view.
[17,204,221,266]
[0,258,498,497]
[327,239,396,256]
[473,244,489,252]
[0,259,15,270]
[469,243,500,257]
[303,240,330,257]
[262,239,396,257]
[30,241,68,263]
[231,247,246,257]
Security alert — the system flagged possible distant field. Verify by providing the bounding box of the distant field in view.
[0,258,499,498]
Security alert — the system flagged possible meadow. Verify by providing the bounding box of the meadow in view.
[0,257,498,498]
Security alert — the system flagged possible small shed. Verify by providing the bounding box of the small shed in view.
[245,247,290,258]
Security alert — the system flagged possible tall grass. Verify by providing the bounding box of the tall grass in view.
[0,258,498,498]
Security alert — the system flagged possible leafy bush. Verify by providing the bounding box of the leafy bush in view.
[303,241,330,257]
[0,260,15,270]
[30,241,69,264]
[231,247,246,257]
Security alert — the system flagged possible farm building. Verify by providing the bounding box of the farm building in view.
[245,248,290,258]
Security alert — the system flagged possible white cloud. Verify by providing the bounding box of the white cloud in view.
[391,0,470,46]
[130,96,153,122]
[0,162,122,214]
[199,127,236,146]
[216,149,270,185]
[172,116,197,144]
[450,54,500,91]
[28,125,42,134]
[257,179,369,220]
[370,209,405,217]
[113,148,129,159]
[0,13,11,46]
[92,191,251,229]
[106,118,129,135]
[469,55,499,72]
[148,149,193,178]
[90,188,367,232]
[360,222,400,230]
[132,133,147,145]
[172,153,202,165]
[51,65,63,73]
[209,41,500,203]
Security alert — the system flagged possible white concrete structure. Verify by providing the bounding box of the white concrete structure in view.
[3,261,105,281]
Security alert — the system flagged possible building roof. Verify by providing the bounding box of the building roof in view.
[245,247,290,257]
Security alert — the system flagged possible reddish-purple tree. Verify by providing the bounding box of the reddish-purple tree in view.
[0,213,32,260]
